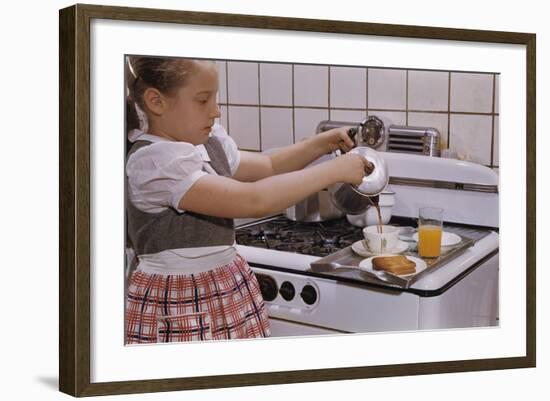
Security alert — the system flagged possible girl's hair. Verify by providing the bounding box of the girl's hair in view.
[126,56,210,133]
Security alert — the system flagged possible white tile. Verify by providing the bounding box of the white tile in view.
[493,116,499,167]
[218,105,228,132]
[227,106,260,150]
[449,114,493,165]
[215,61,227,104]
[294,65,329,107]
[294,108,329,142]
[260,108,294,150]
[260,63,292,106]
[368,68,407,110]
[368,111,406,127]
[329,109,367,124]
[408,70,449,111]
[494,74,500,114]
[450,72,493,113]
[407,112,449,149]
[330,66,367,109]
[227,62,259,105]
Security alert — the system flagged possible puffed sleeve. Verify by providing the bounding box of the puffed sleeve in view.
[126,142,208,213]
[210,123,241,176]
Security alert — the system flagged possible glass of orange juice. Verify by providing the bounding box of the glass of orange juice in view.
[418,207,444,258]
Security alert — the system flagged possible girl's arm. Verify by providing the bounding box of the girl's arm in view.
[179,153,367,218]
[233,127,354,182]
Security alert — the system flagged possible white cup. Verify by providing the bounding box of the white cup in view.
[362,225,399,253]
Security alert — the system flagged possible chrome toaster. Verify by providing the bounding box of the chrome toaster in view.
[387,125,441,156]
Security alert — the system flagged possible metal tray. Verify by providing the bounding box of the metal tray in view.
[309,234,475,289]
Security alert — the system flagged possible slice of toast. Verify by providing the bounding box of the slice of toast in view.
[372,255,416,275]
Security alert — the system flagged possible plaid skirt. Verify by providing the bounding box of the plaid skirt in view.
[125,254,270,344]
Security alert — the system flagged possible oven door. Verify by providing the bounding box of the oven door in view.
[269,318,344,337]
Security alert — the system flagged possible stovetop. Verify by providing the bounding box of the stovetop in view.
[236,214,494,262]
[235,216,364,257]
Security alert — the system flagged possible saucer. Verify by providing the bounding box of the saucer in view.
[412,231,462,247]
[351,239,409,257]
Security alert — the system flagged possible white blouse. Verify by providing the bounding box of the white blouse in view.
[127,123,241,214]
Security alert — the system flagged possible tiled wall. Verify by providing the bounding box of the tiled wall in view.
[215,60,500,168]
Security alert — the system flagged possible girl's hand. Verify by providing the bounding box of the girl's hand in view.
[332,154,373,185]
[318,127,355,153]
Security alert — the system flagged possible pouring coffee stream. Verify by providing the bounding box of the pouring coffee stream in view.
[346,129,382,233]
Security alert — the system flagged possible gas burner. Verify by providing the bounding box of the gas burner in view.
[274,243,307,253]
[337,238,355,248]
[286,231,317,242]
[248,228,279,238]
[301,244,342,257]
[236,216,364,257]
[241,239,270,248]
[318,238,338,247]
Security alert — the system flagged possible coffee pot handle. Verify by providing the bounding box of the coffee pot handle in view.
[346,129,375,175]
[332,126,358,156]
[346,127,358,149]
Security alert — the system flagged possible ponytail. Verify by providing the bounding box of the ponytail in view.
[126,95,140,133]
[125,57,146,141]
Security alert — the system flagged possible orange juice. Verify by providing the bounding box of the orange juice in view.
[418,225,442,257]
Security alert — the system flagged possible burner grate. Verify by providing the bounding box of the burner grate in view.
[236,216,364,257]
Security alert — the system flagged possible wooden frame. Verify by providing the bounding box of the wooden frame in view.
[59,3,536,397]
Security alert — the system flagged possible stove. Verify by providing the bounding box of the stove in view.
[236,152,500,337]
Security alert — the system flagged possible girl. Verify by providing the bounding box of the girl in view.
[125,56,370,344]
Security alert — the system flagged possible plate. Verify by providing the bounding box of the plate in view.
[412,231,462,247]
[351,239,409,257]
[358,254,428,277]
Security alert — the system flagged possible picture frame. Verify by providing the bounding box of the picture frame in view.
[59,3,536,397]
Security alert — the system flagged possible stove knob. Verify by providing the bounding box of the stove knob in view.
[255,274,278,302]
[279,281,295,301]
[300,284,318,305]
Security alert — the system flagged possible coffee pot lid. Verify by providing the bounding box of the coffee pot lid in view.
[349,147,389,196]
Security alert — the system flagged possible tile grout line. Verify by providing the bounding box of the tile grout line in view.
[447,72,452,149]
[258,63,262,151]
[292,64,295,144]
[366,67,369,115]
[216,102,498,116]
[225,62,231,138]
[489,74,496,168]
[328,66,331,121]
[406,70,409,125]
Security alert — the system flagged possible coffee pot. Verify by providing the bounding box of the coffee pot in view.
[284,117,388,221]
[328,131,389,215]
